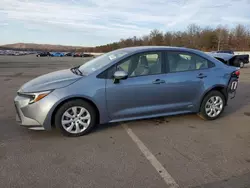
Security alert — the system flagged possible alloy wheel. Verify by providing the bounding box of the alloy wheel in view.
[205,96,223,118]
[61,106,91,134]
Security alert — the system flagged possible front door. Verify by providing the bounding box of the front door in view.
[106,51,170,121]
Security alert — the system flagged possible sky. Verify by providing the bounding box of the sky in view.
[1,0,250,46]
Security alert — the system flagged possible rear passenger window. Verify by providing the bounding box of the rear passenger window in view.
[167,52,213,73]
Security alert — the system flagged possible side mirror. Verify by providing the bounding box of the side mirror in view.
[113,70,128,83]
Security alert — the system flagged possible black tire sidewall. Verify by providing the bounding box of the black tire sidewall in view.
[200,91,225,120]
[55,99,97,137]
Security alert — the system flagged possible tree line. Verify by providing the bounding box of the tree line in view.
[91,24,250,53]
[2,24,250,53]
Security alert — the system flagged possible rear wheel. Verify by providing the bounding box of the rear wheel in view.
[55,100,97,137]
[198,91,225,120]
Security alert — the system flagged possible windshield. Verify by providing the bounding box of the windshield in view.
[79,49,129,75]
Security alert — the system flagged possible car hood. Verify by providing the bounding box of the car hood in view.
[18,69,82,93]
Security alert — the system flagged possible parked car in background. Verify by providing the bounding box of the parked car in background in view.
[73,52,83,57]
[0,50,35,56]
[65,52,74,56]
[5,50,15,56]
[216,50,234,54]
[208,52,249,68]
[36,52,52,57]
[82,53,94,57]
[73,52,95,57]
[14,46,239,137]
[51,52,64,57]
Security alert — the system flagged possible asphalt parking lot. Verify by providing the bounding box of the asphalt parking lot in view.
[1,55,250,188]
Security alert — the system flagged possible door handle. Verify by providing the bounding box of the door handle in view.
[152,79,165,84]
[197,73,207,79]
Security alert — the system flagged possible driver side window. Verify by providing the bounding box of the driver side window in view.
[117,59,131,73]
[117,52,162,77]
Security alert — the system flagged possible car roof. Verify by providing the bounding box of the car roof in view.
[120,46,187,51]
[112,46,227,67]
[115,46,202,55]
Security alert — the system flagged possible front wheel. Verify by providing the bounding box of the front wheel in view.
[198,91,225,120]
[55,100,97,137]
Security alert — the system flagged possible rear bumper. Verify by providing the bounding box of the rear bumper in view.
[227,77,239,99]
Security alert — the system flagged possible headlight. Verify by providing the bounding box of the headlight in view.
[18,90,52,104]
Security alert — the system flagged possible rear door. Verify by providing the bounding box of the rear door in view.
[162,51,215,111]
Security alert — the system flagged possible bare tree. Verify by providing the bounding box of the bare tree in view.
[149,29,164,45]
[94,24,250,52]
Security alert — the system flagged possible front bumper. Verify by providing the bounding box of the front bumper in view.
[14,92,59,129]
[14,99,41,126]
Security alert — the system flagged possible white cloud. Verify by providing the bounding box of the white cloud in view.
[0,0,250,45]
[0,23,8,26]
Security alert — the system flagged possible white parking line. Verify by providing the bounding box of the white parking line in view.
[122,124,179,188]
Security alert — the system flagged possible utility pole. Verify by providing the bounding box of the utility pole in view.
[217,29,222,51]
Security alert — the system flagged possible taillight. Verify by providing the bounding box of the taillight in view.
[235,70,240,76]
[232,70,240,77]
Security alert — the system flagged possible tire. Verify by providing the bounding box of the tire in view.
[198,90,225,120]
[54,99,97,137]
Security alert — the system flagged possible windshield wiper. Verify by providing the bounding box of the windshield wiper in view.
[70,65,83,76]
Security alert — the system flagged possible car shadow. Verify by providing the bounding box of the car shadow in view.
[92,122,121,133]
